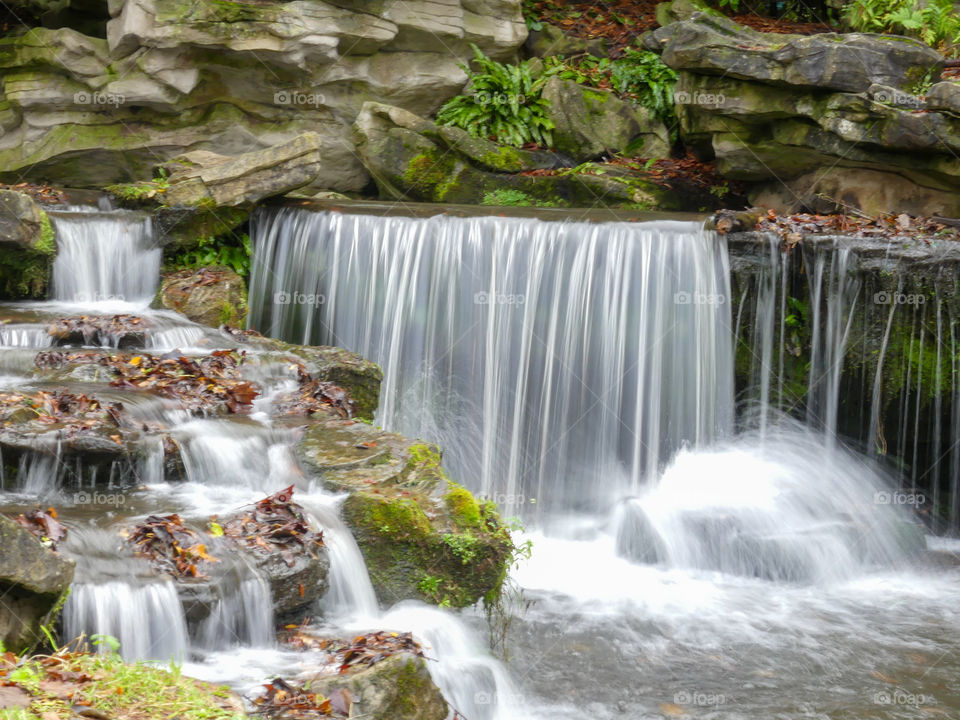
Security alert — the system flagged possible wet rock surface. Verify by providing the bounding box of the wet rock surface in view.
[0,514,74,653]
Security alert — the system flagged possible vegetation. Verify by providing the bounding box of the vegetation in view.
[165,233,251,280]
[844,0,960,54]
[545,47,678,127]
[0,640,242,720]
[105,169,170,206]
[481,189,559,207]
[437,44,557,148]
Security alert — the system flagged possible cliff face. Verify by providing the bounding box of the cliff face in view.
[0,0,526,191]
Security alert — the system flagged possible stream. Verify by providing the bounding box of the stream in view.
[2,204,958,719]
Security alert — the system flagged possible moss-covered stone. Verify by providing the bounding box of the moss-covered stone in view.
[0,515,74,653]
[157,267,248,328]
[309,654,447,720]
[297,423,514,608]
[0,190,55,299]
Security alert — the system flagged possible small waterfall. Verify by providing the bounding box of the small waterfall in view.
[614,425,924,582]
[249,208,735,517]
[198,576,274,649]
[0,326,53,348]
[50,209,160,305]
[64,581,190,662]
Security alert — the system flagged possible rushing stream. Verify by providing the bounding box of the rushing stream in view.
[2,205,958,719]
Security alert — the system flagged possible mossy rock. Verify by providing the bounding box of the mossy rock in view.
[297,422,514,608]
[0,191,55,299]
[0,514,74,653]
[157,267,248,328]
[309,654,447,720]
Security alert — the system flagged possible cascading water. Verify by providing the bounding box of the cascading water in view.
[249,207,734,517]
[50,208,160,305]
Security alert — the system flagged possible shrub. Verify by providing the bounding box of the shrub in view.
[437,44,556,148]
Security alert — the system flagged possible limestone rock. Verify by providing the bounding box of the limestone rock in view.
[163,133,323,208]
[542,76,671,161]
[297,422,513,608]
[0,1,525,190]
[926,81,960,116]
[525,22,606,59]
[0,515,74,653]
[309,654,447,720]
[158,267,248,328]
[654,12,943,92]
[0,192,55,299]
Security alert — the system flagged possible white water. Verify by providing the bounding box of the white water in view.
[50,209,160,305]
[2,206,957,719]
[249,208,734,519]
[64,581,189,662]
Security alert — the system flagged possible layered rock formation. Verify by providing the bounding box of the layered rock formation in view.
[646,8,958,216]
[0,0,525,191]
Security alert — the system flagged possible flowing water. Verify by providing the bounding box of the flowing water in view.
[247,206,960,719]
[1,204,958,719]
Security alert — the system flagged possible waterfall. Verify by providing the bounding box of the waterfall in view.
[249,207,735,517]
[64,581,190,662]
[49,209,160,305]
[613,424,923,582]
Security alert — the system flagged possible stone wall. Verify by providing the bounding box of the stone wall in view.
[0,0,525,191]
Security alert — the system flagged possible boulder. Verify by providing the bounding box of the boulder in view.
[524,22,606,59]
[158,267,248,328]
[0,515,74,652]
[0,1,526,190]
[241,334,384,421]
[542,76,671,161]
[297,422,514,608]
[655,15,960,217]
[926,81,960,116]
[353,102,694,209]
[309,654,447,720]
[162,133,323,208]
[0,190,55,300]
[652,12,943,93]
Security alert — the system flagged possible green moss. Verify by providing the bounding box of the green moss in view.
[35,210,55,255]
[482,188,558,207]
[478,145,527,171]
[0,248,51,300]
[445,483,482,529]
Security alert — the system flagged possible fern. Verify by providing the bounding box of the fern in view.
[437,45,556,148]
[609,49,678,125]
